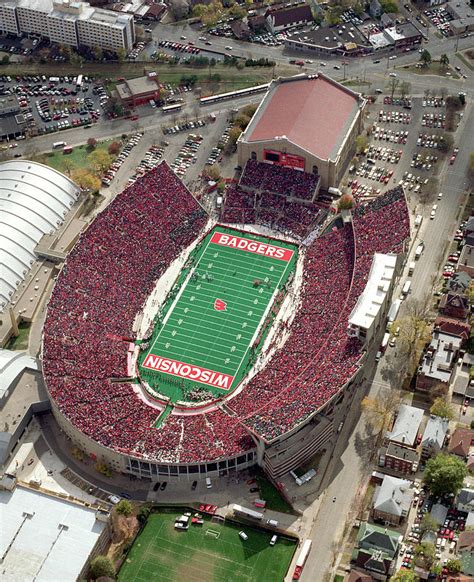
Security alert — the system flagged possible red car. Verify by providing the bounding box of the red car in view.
[450,155,456,164]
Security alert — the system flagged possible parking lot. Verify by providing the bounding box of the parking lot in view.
[345,95,450,203]
[0,74,105,138]
[423,6,454,37]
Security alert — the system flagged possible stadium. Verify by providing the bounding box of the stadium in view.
[41,76,410,482]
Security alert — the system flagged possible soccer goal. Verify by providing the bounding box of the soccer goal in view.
[205,529,220,539]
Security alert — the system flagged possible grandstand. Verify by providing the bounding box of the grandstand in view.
[42,158,410,480]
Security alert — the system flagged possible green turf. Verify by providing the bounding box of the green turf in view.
[138,226,297,404]
[118,512,297,582]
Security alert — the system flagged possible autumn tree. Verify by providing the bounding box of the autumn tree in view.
[387,77,399,100]
[108,141,121,155]
[361,386,401,448]
[414,542,436,571]
[88,149,112,174]
[90,556,115,579]
[390,570,417,582]
[355,134,368,154]
[430,396,455,420]
[71,168,101,193]
[203,164,221,181]
[115,499,133,517]
[87,137,97,151]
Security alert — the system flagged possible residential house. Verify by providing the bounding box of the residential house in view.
[439,293,469,320]
[416,330,461,393]
[452,353,474,399]
[369,0,382,18]
[457,488,474,513]
[248,14,266,32]
[447,271,471,294]
[347,571,374,582]
[385,404,424,448]
[421,415,449,461]
[458,531,474,577]
[448,428,474,458]
[465,216,474,247]
[353,522,401,579]
[265,4,313,34]
[434,316,470,342]
[372,475,414,525]
[459,245,474,278]
[378,442,419,475]
[230,20,250,40]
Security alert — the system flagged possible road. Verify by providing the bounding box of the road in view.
[299,102,473,582]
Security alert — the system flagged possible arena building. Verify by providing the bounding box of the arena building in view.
[237,74,366,191]
[41,161,410,482]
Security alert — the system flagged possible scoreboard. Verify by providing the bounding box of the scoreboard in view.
[263,149,305,170]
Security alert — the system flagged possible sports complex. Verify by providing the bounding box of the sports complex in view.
[41,74,411,482]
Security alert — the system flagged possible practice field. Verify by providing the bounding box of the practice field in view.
[118,512,297,582]
[139,226,297,403]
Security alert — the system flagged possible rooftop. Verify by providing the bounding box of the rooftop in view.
[420,330,462,383]
[421,415,449,449]
[373,474,413,517]
[386,403,424,447]
[243,74,363,161]
[116,75,159,99]
[286,23,369,50]
[348,253,396,331]
[0,485,106,581]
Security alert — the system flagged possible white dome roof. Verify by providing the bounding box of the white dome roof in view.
[0,160,80,311]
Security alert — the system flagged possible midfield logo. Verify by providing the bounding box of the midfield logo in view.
[214,298,227,311]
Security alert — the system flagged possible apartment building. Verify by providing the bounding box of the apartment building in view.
[0,0,135,52]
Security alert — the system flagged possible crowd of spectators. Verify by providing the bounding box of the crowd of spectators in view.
[239,160,319,200]
[221,185,323,239]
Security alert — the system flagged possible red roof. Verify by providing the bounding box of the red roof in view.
[246,76,360,161]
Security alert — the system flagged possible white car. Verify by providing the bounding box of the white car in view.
[438,192,443,199]
[389,72,397,77]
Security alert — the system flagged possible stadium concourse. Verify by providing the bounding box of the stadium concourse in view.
[42,161,410,480]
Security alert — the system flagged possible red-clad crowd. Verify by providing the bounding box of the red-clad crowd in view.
[239,159,319,200]
[221,185,322,238]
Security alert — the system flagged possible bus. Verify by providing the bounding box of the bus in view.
[387,299,402,324]
[199,83,270,106]
[232,504,263,521]
[162,103,183,114]
[292,540,312,580]
[380,332,390,353]
[76,74,83,89]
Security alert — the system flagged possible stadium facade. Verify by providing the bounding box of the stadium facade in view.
[237,74,367,191]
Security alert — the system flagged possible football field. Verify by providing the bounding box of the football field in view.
[118,512,297,582]
[139,227,297,402]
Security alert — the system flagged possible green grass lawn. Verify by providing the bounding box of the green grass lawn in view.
[118,511,297,582]
[139,226,297,404]
[401,62,460,79]
[6,322,31,350]
[43,140,116,174]
[254,472,295,515]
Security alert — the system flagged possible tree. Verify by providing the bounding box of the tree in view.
[87,137,97,151]
[440,53,449,69]
[355,134,368,154]
[394,298,431,382]
[420,49,432,67]
[380,0,399,12]
[94,46,103,62]
[399,81,411,99]
[116,499,133,517]
[228,126,243,147]
[420,513,439,535]
[90,555,115,579]
[430,396,455,420]
[117,48,126,64]
[234,113,251,130]
[361,387,401,447]
[446,558,462,573]
[414,541,436,571]
[1,55,10,65]
[203,164,221,181]
[424,453,468,496]
[88,150,112,174]
[390,571,417,582]
[387,77,399,100]
[169,0,191,19]
[338,194,354,211]
[71,168,101,193]
[108,141,121,156]
[437,131,454,153]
